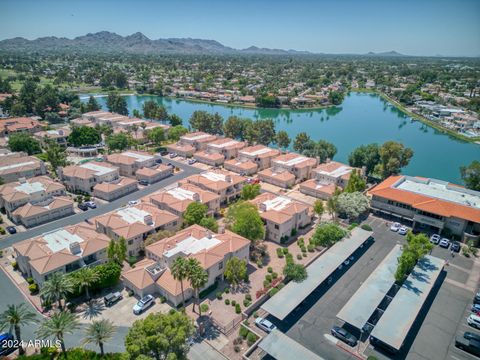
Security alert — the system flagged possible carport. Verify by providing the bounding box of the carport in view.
[369,255,445,351]
[261,227,373,320]
[258,329,325,360]
[336,244,403,332]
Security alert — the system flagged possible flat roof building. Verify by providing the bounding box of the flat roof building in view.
[271,153,318,181]
[238,145,280,171]
[185,170,246,204]
[179,132,217,150]
[369,175,480,241]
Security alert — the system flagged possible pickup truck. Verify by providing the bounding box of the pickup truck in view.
[455,336,480,356]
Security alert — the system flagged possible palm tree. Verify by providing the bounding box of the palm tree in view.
[37,311,80,356]
[171,257,189,307]
[187,259,208,315]
[0,304,37,355]
[40,273,74,310]
[75,267,100,300]
[82,319,116,356]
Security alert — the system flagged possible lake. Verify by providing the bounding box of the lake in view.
[85,92,479,184]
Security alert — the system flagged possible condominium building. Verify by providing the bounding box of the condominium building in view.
[94,203,181,256]
[13,224,111,285]
[238,145,281,171]
[250,192,313,243]
[257,167,296,188]
[145,183,220,217]
[205,137,246,159]
[93,177,138,201]
[369,175,480,241]
[223,158,258,176]
[12,197,75,228]
[185,170,246,204]
[179,132,217,150]
[106,151,162,177]
[122,225,250,306]
[300,161,362,199]
[58,161,119,194]
[136,165,173,184]
[33,128,71,148]
[271,153,318,181]
[0,117,43,137]
[0,153,47,183]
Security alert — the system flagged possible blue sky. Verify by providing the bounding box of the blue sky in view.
[1,0,479,56]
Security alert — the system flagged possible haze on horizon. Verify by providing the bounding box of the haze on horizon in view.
[0,0,479,57]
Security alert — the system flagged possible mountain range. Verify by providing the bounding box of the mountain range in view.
[0,31,406,56]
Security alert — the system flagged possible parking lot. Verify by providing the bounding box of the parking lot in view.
[264,215,480,360]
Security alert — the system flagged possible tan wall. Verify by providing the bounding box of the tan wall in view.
[14,204,74,228]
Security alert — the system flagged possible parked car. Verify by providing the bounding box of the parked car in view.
[188,159,197,165]
[169,153,177,158]
[439,238,450,249]
[128,200,139,206]
[160,151,169,156]
[255,317,277,333]
[398,227,408,235]
[474,292,480,304]
[138,180,149,186]
[467,314,480,329]
[331,326,357,346]
[78,203,89,211]
[167,162,174,168]
[471,304,480,313]
[390,222,401,232]
[451,241,461,253]
[5,226,16,234]
[0,332,16,356]
[85,201,97,209]
[455,336,480,356]
[133,294,154,315]
[464,332,480,342]
[104,291,123,307]
[430,234,441,244]
[155,158,163,164]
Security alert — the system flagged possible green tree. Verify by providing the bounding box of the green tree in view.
[75,267,100,300]
[461,160,480,191]
[226,201,265,243]
[168,125,189,141]
[107,237,127,265]
[106,93,128,115]
[240,184,261,200]
[85,96,100,112]
[0,304,37,355]
[82,319,116,357]
[190,111,224,135]
[283,262,307,282]
[186,258,209,315]
[336,192,370,221]
[125,311,194,360]
[45,139,67,173]
[256,119,276,145]
[40,272,74,310]
[302,140,337,163]
[255,94,279,108]
[8,133,41,155]
[184,202,208,226]
[106,133,129,151]
[344,169,366,193]
[143,100,168,120]
[394,232,433,282]
[37,311,80,356]
[313,200,324,218]
[34,84,60,117]
[293,132,311,153]
[223,116,245,139]
[374,141,414,179]
[19,79,38,114]
[327,195,339,221]
[224,257,248,289]
[199,216,219,232]
[328,90,345,105]
[68,126,101,147]
[310,222,346,247]
[146,127,165,146]
[171,258,189,307]
[348,143,381,176]
[168,114,183,127]
[276,130,291,151]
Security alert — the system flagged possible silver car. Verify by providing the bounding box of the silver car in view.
[255,317,276,333]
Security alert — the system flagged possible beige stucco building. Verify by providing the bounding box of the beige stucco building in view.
[93,177,138,201]
[0,153,47,183]
[106,151,162,177]
[58,161,120,194]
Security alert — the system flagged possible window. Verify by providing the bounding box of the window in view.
[218,262,223,270]
[128,239,134,245]
[274,224,279,230]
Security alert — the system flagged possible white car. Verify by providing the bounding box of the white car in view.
[390,222,401,232]
[128,200,139,206]
[398,227,408,235]
[439,238,450,249]
[468,314,480,329]
[430,234,441,244]
[255,317,277,333]
[133,294,154,315]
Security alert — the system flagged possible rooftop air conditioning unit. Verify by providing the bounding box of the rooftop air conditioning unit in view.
[69,241,81,255]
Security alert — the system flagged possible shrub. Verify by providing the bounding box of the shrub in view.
[256,259,263,268]
[127,256,137,266]
[307,244,315,252]
[271,272,278,279]
[0,250,3,258]
[200,304,209,313]
[303,252,307,257]
[160,296,166,303]
[278,283,285,290]
[235,303,241,314]
[26,277,34,284]
[276,248,284,258]
[233,337,243,345]
[234,345,241,353]
[28,283,38,294]
[300,245,306,252]
[216,291,223,300]
[253,311,258,318]
[463,246,471,257]
[224,287,230,294]
[267,267,273,273]
[348,222,359,230]
[297,254,302,260]
[243,299,251,307]
[239,325,249,339]
[199,281,218,298]
[282,248,289,255]
[269,287,279,297]
[291,228,297,237]
[265,274,272,282]
[245,293,252,301]
[247,332,257,346]
[225,299,230,305]
[0,227,6,235]
[12,261,18,270]
[263,279,271,288]
[297,237,305,245]
[231,300,236,306]
[361,224,373,231]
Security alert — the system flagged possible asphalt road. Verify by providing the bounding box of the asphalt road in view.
[0,159,201,249]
